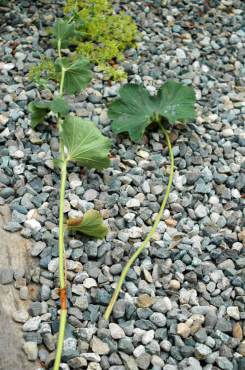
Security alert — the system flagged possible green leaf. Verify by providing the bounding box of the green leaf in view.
[55,57,92,94]
[108,80,196,141]
[67,209,108,239]
[52,19,75,48]
[28,101,51,128]
[62,115,111,170]
[156,81,196,124]
[50,96,69,116]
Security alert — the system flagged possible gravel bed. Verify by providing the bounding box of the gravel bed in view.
[0,0,245,369]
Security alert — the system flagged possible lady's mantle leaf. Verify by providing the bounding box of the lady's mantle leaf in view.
[62,115,111,169]
[55,57,92,94]
[67,210,108,239]
[28,101,51,128]
[52,19,75,48]
[28,98,69,128]
[50,96,69,116]
[108,80,196,141]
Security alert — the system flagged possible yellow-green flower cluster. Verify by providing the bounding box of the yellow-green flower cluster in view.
[64,0,138,81]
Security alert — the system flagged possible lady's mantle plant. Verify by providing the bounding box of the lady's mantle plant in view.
[64,0,139,80]
[29,19,111,370]
[104,81,196,320]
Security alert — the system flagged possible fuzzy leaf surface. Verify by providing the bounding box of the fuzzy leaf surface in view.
[62,115,111,169]
[52,19,75,48]
[67,209,108,239]
[28,101,51,128]
[109,80,196,141]
[55,57,92,94]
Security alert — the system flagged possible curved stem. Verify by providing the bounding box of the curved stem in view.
[103,125,174,321]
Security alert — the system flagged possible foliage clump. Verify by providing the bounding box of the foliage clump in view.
[64,0,139,80]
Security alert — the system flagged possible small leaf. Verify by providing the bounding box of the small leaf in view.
[62,115,111,170]
[28,101,51,128]
[52,19,75,48]
[55,57,92,94]
[108,80,196,141]
[67,209,108,238]
[50,96,69,116]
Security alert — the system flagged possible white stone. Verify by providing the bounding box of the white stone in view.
[83,278,97,289]
[222,128,234,137]
[133,345,145,357]
[48,258,59,273]
[24,219,41,231]
[142,330,154,345]
[126,198,140,208]
[69,173,82,189]
[195,204,208,218]
[84,189,98,201]
[23,317,41,331]
[128,226,143,238]
[91,336,110,355]
[109,323,125,339]
[227,306,240,320]
[176,48,186,59]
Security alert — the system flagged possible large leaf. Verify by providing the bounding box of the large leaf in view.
[62,115,111,169]
[55,57,92,94]
[28,101,51,128]
[67,209,108,239]
[108,80,196,141]
[52,19,75,48]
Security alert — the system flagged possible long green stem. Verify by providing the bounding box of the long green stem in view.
[103,124,174,321]
[53,41,68,370]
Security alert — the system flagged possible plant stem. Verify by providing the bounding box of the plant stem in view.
[53,39,68,370]
[103,124,175,321]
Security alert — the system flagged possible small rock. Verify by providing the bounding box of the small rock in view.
[126,198,140,208]
[137,294,155,308]
[177,323,191,338]
[169,279,180,290]
[150,312,166,327]
[91,336,110,355]
[0,268,13,284]
[84,189,98,201]
[12,310,29,323]
[176,48,186,59]
[227,306,240,320]
[23,342,38,361]
[24,219,41,231]
[23,317,41,331]
[195,204,208,218]
[233,322,243,340]
[142,330,154,345]
[31,241,46,256]
[109,323,125,339]
[83,278,97,289]
[195,343,212,359]
[238,341,245,356]
[216,357,233,370]
[152,297,172,313]
[68,356,87,368]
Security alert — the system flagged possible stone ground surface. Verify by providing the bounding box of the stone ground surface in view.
[0,205,37,370]
[0,1,245,370]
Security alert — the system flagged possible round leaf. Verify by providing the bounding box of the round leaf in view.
[109,80,196,141]
[52,19,75,48]
[55,57,92,94]
[62,115,111,170]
